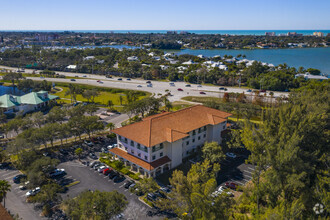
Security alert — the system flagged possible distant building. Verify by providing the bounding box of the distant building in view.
[295,72,328,81]
[66,65,77,70]
[0,91,59,114]
[313,32,324,37]
[83,56,95,60]
[127,56,139,62]
[167,31,177,35]
[287,32,303,37]
[265,32,276,36]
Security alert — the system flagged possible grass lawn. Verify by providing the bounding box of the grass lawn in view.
[182,96,222,104]
[53,84,149,110]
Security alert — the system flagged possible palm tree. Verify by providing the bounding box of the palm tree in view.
[0,180,11,208]
[106,122,115,131]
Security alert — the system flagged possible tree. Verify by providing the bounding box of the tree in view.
[65,84,83,103]
[136,178,159,194]
[75,148,83,161]
[106,122,115,131]
[80,115,104,139]
[223,92,230,103]
[82,89,100,103]
[202,142,225,164]
[63,190,127,220]
[157,160,229,219]
[31,112,45,128]
[46,106,66,123]
[84,104,99,116]
[0,180,11,208]
[107,100,114,109]
[3,72,24,86]
[306,68,321,75]
[32,183,62,206]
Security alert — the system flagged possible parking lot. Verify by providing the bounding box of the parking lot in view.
[57,159,162,220]
[0,167,47,220]
[217,149,256,187]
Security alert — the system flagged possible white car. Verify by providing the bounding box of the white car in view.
[197,85,202,87]
[26,187,40,196]
[107,144,117,150]
[98,166,106,172]
[226,152,237,158]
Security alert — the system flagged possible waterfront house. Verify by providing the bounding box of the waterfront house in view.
[109,105,231,178]
[295,73,328,81]
[127,56,139,62]
[0,91,59,114]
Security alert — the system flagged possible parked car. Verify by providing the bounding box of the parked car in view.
[200,91,206,95]
[13,174,26,184]
[89,153,98,160]
[19,181,29,190]
[93,163,103,170]
[177,88,183,91]
[217,186,234,197]
[0,134,4,139]
[101,147,107,153]
[113,175,125,183]
[49,169,66,178]
[107,144,117,149]
[226,152,237,159]
[97,166,107,173]
[26,187,40,197]
[124,180,135,189]
[154,191,166,199]
[109,171,118,179]
[0,162,11,169]
[103,168,112,175]
[147,193,157,201]
[225,182,238,190]
[160,186,171,193]
[90,161,100,167]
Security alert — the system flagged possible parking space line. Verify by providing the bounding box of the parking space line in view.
[119,184,125,188]
[2,171,18,177]
[247,167,255,171]
[232,180,244,185]
[244,170,254,174]
[244,173,253,179]
[103,176,108,178]
[124,189,128,191]
[14,186,20,190]
[20,194,26,198]
[5,174,19,180]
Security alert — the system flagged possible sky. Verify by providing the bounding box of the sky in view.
[0,0,329,30]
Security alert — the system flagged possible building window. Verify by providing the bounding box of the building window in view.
[138,153,141,157]
[192,138,195,143]
[223,125,226,129]
[203,126,206,131]
[160,152,163,157]
[144,155,148,160]
[152,155,156,160]
[152,146,156,153]
[125,147,128,151]
[160,143,164,149]
[124,138,128,143]
[186,141,189,145]
[203,134,206,138]
[198,136,201,140]
[118,135,122,141]
[131,150,134,154]
[198,128,201,133]
[192,130,196,136]
[137,144,141,150]
[130,141,134,146]
[186,151,189,155]
[144,146,148,153]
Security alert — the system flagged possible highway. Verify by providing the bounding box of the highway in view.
[0,65,289,102]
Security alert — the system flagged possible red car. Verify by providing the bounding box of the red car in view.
[225,182,238,190]
[97,80,101,82]
[177,88,183,91]
[103,168,112,175]
[200,91,206,94]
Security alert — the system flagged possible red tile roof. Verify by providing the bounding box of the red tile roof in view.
[109,147,171,171]
[113,105,231,147]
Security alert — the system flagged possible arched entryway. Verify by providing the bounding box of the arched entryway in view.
[139,167,145,175]
[132,164,138,172]
[155,167,162,176]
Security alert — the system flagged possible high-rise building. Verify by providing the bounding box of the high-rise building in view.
[313,32,324,37]
[265,32,276,36]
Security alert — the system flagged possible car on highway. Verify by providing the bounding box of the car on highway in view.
[70,79,76,81]
[146,81,151,83]
[177,88,183,91]
[105,75,112,78]
[26,187,40,197]
[185,84,191,87]
[97,80,101,82]
[197,85,202,87]
[225,182,238,190]
[126,78,131,81]
[137,85,142,87]
[147,83,153,87]
[83,75,87,77]
[75,75,79,77]
[117,78,122,80]
[226,152,237,158]
[200,91,206,95]
[260,89,266,93]
[169,82,175,86]
[13,174,26,184]
[246,89,252,92]
[219,87,225,90]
